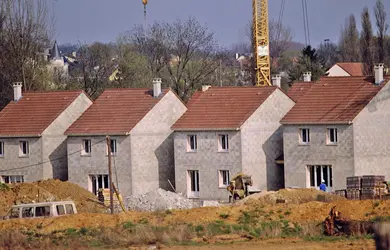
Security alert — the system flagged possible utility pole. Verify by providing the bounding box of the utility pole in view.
[106,136,114,214]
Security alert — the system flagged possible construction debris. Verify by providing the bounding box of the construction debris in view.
[126,188,199,212]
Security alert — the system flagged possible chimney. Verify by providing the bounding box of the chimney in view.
[375,63,384,85]
[272,75,281,88]
[303,72,312,82]
[152,78,162,98]
[13,82,22,102]
[202,85,211,92]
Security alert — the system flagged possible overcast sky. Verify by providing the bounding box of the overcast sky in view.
[51,0,390,47]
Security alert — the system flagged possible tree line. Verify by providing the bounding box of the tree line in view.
[0,0,388,108]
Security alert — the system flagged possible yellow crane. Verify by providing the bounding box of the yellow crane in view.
[142,0,271,86]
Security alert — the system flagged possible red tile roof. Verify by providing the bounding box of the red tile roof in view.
[172,86,279,130]
[281,76,390,124]
[65,88,170,135]
[287,82,313,102]
[186,91,202,107]
[0,90,86,136]
[336,63,365,76]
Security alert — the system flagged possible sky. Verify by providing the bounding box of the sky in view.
[51,0,390,48]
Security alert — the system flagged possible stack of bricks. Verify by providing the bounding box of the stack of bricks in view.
[334,189,346,198]
[361,175,385,200]
[346,176,362,200]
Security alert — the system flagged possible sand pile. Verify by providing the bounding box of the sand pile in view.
[237,188,345,206]
[0,179,106,216]
[127,188,199,212]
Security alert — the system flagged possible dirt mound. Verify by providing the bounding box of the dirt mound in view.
[238,188,345,206]
[0,179,106,216]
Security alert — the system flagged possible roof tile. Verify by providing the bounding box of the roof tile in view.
[287,82,313,102]
[0,90,85,136]
[281,76,390,124]
[172,86,278,130]
[337,63,365,76]
[65,88,169,135]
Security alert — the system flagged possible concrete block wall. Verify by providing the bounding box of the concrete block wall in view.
[67,135,132,198]
[283,124,355,191]
[174,131,242,201]
[353,81,390,179]
[130,90,187,196]
[0,137,43,182]
[241,89,295,191]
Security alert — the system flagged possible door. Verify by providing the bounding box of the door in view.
[188,170,200,198]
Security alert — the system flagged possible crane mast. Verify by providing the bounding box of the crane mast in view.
[141,0,271,87]
[253,0,271,86]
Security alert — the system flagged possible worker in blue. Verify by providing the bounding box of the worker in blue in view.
[319,179,327,192]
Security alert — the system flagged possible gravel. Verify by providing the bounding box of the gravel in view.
[126,188,200,212]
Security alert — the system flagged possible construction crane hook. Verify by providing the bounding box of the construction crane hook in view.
[142,0,148,5]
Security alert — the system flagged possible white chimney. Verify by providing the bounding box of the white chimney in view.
[13,82,22,102]
[303,72,312,82]
[202,85,211,92]
[375,63,384,85]
[152,78,162,98]
[272,75,281,88]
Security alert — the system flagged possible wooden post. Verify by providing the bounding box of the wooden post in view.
[106,136,114,214]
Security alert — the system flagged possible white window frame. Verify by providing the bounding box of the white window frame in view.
[218,134,229,152]
[307,165,333,191]
[187,135,197,152]
[2,175,24,184]
[0,141,4,157]
[89,175,109,195]
[19,141,29,157]
[327,128,338,145]
[81,139,91,156]
[107,139,117,156]
[187,170,200,198]
[218,170,230,188]
[299,128,310,145]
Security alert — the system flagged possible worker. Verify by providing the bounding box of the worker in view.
[319,179,327,192]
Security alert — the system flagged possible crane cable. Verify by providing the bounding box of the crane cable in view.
[301,0,311,46]
[276,0,286,42]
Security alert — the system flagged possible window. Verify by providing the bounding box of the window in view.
[19,141,29,156]
[35,206,50,217]
[2,175,24,184]
[187,135,197,152]
[56,205,65,215]
[188,170,199,198]
[90,175,109,195]
[22,207,34,218]
[107,139,117,155]
[308,165,333,189]
[0,141,4,156]
[82,139,91,155]
[218,135,229,151]
[299,128,310,144]
[327,128,338,144]
[65,204,74,214]
[219,170,230,187]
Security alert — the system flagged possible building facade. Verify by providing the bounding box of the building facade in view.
[172,86,295,200]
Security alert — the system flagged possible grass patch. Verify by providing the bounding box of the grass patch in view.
[284,211,291,216]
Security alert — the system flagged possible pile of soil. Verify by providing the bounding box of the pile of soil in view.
[0,179,106,216]
[237,188,346,206]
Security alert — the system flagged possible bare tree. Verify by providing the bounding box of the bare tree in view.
[374,0,388,63]
[75,43,116,99]
[339,15,360,62]
[317,41,340,69]
[130,17,226,101]
[361,7,374,75]
[0,0,52,108]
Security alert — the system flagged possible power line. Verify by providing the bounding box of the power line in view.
[301,0,308,46]
[0,138,107,173]
[277,0,286,42]
[304,0,311,45]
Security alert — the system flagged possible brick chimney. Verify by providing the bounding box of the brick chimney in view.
[375,63,384,85]
[303,72,312,82]
[272,75,281,88]
[153,78,162,98]
[13,82,22,102]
